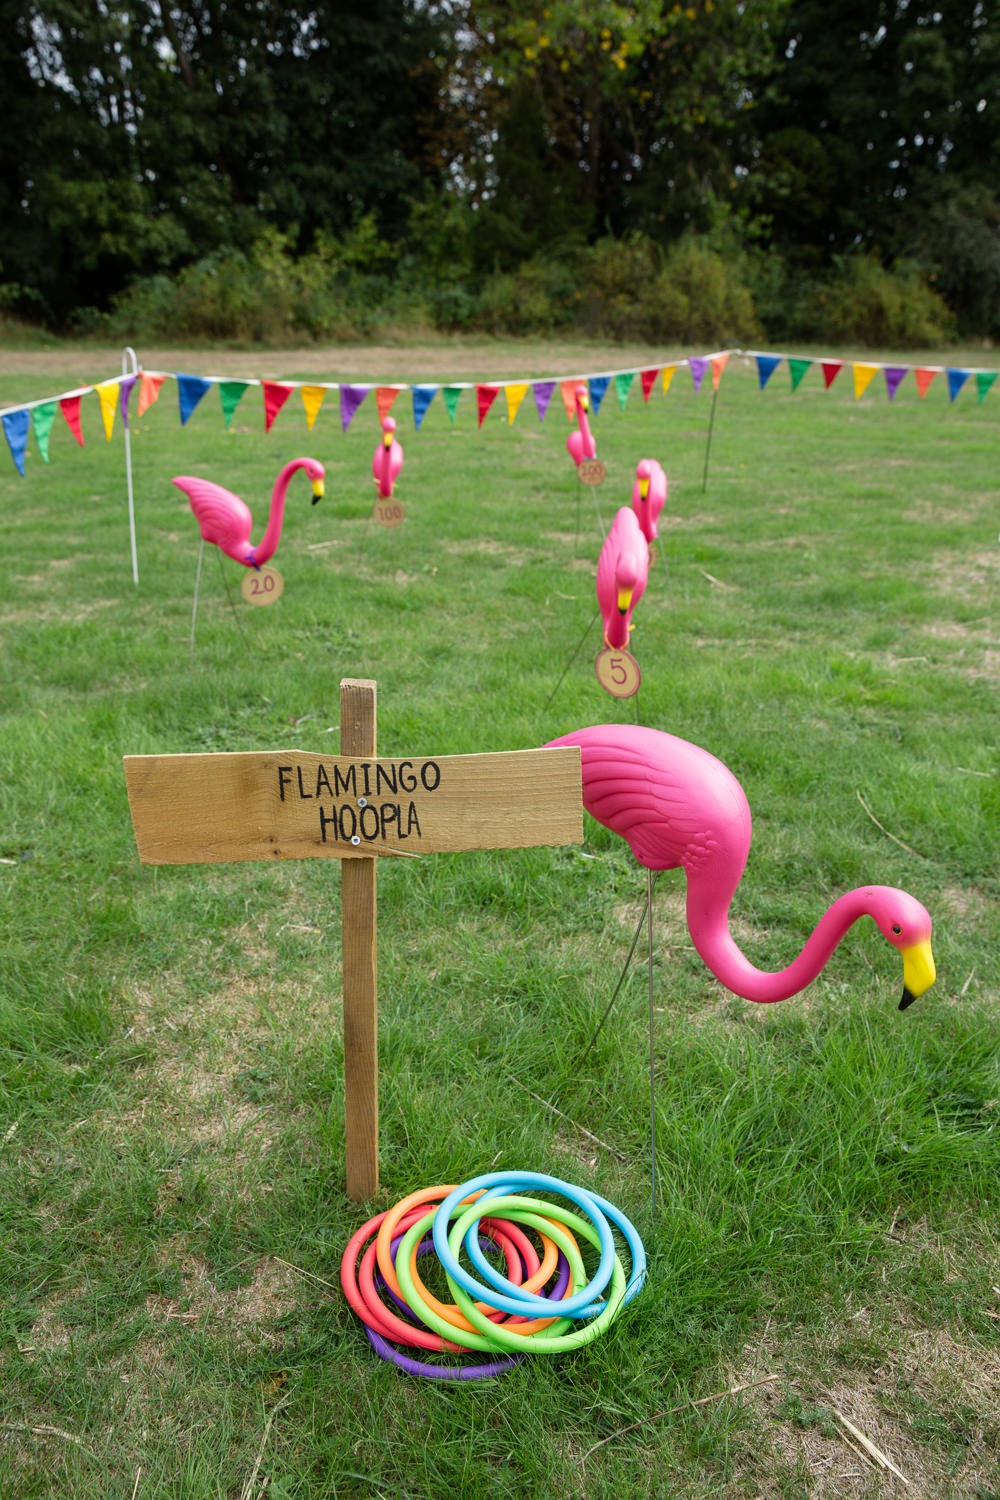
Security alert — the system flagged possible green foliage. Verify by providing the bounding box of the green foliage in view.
[810,255,956,349]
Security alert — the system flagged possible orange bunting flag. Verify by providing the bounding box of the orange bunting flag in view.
[300,385,327,431]
[710,354,730,391]
[60,394,85,446]
[852,363,879,400]
[560,379,580,420]
[376,386,403,423]
[138,372,166,415]
[476,384,501,427]
[504,383,529,425]
[914,367,937,400]
[95,380,119,441]
[263,382,294,432]
[661,365,678,396]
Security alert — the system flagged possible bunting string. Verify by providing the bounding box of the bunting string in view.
[2,348,997,477]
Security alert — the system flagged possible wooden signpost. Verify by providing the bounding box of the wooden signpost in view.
[124,679,582,1200]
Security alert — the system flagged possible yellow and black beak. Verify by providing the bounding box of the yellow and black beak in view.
[616,586,633,615]
[899,938,936,1010]
[638,478,649,500]
[311,479,325,506]
[384,431,394,449]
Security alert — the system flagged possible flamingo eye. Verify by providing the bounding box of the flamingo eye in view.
[892,924,902,935]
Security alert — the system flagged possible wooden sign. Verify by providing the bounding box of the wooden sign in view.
[578,458,607,486]
[373,498,405,528]
[123,680,583,1201]
[595,646,641,698]
[240,566,284,606]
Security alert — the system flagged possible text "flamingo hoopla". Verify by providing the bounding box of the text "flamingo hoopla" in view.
[545,723,936,1009]
[173,457,325,569]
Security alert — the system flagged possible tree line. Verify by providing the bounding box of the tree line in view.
[2,0,997,343]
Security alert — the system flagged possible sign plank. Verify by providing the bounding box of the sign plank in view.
[123,746,582,866]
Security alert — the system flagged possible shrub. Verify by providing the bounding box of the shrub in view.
[811,254,955,347]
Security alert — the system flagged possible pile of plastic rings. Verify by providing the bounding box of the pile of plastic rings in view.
[340,1169,646,1381]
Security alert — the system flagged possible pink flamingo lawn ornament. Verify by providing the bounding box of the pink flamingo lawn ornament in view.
[566,384,597,468]
[631,459,667,547]
[173,456,326,569]
[597,508,649,649]
[373,416,403,499]
[544,722,936,1206]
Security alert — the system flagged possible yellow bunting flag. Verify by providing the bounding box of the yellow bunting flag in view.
[96,380,119,441]
[300,385,327,431]
[661,365,678,395]
[852,363,879,400]
[504,383,529,425]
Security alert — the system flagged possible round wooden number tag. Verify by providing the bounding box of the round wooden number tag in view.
[578,458,607,487]
[595,647,641,698]
[241,566,284,606]
[374,498,405,528]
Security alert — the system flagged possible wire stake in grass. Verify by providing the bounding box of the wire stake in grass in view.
[575,1373,781,1461]
[856,790,924,859]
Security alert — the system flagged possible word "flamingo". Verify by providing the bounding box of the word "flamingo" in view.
[597,508,649,649]
[173,457,325,568]
[545,723,936,1009]
[373,417,404,499]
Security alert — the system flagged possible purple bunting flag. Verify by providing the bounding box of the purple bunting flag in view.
[884,367,907,401]
[340,384,371,432]
[532,380,555,421]
[120,374,137,428]
[689,358,707,394]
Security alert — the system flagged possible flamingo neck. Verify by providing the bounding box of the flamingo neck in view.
[255,459,304,565]
[685,884,877,1003]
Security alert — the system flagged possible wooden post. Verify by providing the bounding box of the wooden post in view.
[339,678,379,1200]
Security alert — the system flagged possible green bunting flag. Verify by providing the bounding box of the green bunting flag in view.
[31,401,57,463]
[219,381,250,430]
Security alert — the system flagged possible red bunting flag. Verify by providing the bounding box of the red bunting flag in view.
[821,361,843,389]
[476,384,500,427]
[60,394,85,445]
[263,382,294,432]
[640,368,659,402]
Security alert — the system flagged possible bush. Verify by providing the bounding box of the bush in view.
[474,257,580,335]
[810,254,954,347]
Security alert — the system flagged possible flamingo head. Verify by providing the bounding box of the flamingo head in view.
[615,558,641,616]
[636,459,652,501]
[576,384,590,414]
[868,888,936,1009]
[382,417,397,449]
[298,456,325,504]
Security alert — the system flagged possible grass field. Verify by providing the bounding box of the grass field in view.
[1,338,998,1498]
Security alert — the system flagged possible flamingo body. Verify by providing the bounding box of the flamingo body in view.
[631,459,667,544]
[545,723,936,1008]
[173,456,325,568]
[567,384,597,467]
[597,508,649,649]
[373,417,404,499]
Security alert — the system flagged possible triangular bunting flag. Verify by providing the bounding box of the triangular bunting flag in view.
[756,355,781,389]
[640,368,659,402]
[376,386,403,423]
[614,372,635,409]
[219,381,250,429]
[789,357,812,391]
[2,409,30,476]
[178,374,212,426]
[852,363,878,399]
[476,384,500,427]
[884,367,907,401]
[976,371,998,404]
[60,394,85,445]
[661,365,678,395]
[821,361,843,389]
[263,381,295,432]
[914,367,937,399]
[120,374,137,429]
[688,358,707,393]
[588,375,609,414]
[300,385,327,431]
[711,354,730,391]
[32,402,57,463]
[340,384,371,432]
[138,372,165,415]
[532,381,555,420]
[946,367,970,402]
[443,387,463,423]
[504,383,529,424]
[412,385,437,430]
[96,379,119,441]
[560,380,579,420]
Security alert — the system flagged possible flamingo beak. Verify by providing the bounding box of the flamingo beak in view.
[311,480,324,505]
[616,586,633,615]
[899,938,936,1009]
[384,432,393,448]
[638,479,649,500]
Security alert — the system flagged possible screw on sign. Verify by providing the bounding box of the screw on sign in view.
[240,566,285,605]
[595,647,641,698]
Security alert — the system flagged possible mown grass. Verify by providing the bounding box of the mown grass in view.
[0,341,997,1497]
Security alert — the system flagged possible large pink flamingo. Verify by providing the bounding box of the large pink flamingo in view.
[372,417,403,499]
[631,459,667,546]
[545,723,936,1008]
[566,384,597,468]
[173,457,325,568]
[597,508,649,649]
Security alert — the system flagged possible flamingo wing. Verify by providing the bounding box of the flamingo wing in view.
[173,475,253,553]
